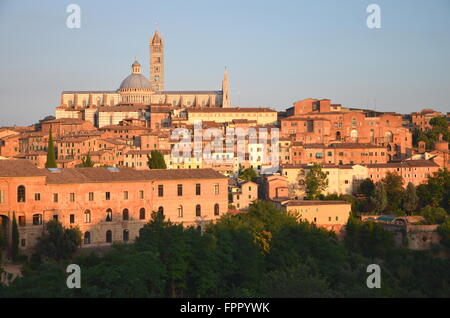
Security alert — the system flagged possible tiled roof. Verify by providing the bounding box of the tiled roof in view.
[0,159,47,177]
[285,200,351,207]
[365,160,439,169]
[44,167,227,184]
[188,107,277,113]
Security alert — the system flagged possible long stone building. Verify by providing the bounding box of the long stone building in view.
[0,160,228,254]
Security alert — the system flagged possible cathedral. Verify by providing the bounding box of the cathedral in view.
[55,30,230,127]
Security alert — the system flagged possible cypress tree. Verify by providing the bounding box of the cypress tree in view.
[81,152,95,167]
[45,127,57,168]
[11,212,19,262]
[403,182,419,215]
[147,150,167,169]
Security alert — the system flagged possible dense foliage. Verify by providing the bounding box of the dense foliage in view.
[238,167,257,182]
[1,201,449,297]
[412,116,450,150]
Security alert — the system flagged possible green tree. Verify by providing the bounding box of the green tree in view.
[45,127,57,168]
[238,167,257,182]
[11,212,19,262]
[358,178,375,198]
[80,152,95,167]
[33,220,82,262]
[382,171,404,212]
[372,182,387,214]
[419,205,447,224]
[305,164,328,200]
[403,182,418,215]
[147,150,167,169]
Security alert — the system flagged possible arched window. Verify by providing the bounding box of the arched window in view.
[106,208,112,222]
[335,131,341,141]
[32,214,42,225]
[123,229,129,242]
[17,185,26,203]
[139,208,145,220]
[214,204,220,216]
[158,206,164,215]
[106,230,112,243]
[84,210,91,223]
[385,131,393,143]
[177,205,183,218]
[84,232,91,245]
[122,208,129,221]
[350,129,358,142]
[196,204,201,217]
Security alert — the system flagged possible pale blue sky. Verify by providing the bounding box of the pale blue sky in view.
[0,0,449,126]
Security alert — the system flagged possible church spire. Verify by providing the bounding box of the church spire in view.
[222,67,230,108]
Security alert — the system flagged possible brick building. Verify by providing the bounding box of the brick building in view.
[0,160,228,254]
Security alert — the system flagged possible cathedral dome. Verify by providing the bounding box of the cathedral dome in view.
[119,73,152,90]
[119,59,153,90]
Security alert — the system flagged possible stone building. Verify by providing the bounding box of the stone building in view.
[411,108,444,131]
[274,199,351,233]
[281,98,412,160]
[0,160,228,255]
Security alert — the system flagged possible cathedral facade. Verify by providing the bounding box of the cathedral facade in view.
[56,31,230,128]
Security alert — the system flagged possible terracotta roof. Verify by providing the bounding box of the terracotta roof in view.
[284,200,351,207]
[44,167,227,184]
[99,105,143,112]
[42,118,85,125]
[0,159,47,177]
[100,125,150,131]
[365,160,439,169]
[188,107,277,113]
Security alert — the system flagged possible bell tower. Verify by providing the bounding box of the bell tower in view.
[150,30,165,91]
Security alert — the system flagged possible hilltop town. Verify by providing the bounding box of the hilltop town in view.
[0,30,449,257]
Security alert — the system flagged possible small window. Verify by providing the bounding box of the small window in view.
[196,184,201,195]
[32,214,42,225]
[70,214,75,224]
[0,190,4,203]
[18,216,26,226]
[158,206,164,215]
[178,205,183,218]
[17,185,26,203]
[123,229,129,242]
[106,208,113,222]
[84,232,91,245]
[21,239,26,247]
[89,192,94,201]
[34,193,41,201]
[196,204,201,217]
[214,184,219,195]
[139,190,144,200]
[106,192,111,200]
[53,193,58,203]
[139,208,146,220]
[158,185,164,197]
[123,191,129,200]
[53,215,58,221]
[122,208,129,221]
[214,204,220,216]
[84,210,91,223]
[177,184,183,196]
[70,193,75,202]
[106,230,112,243]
